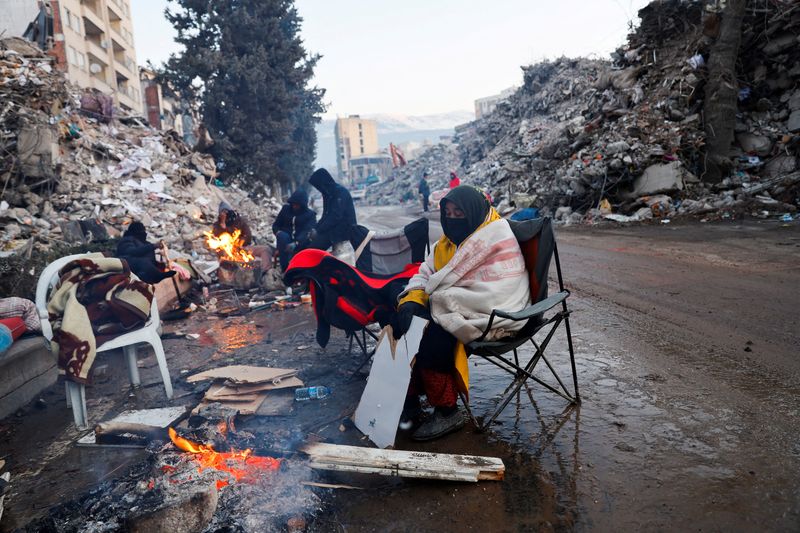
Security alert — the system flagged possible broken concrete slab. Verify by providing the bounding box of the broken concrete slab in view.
[627,162,694,198]
[736,133,773,156]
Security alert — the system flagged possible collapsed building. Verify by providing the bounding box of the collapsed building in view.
[0,37,281,261]
[377,1,800,223]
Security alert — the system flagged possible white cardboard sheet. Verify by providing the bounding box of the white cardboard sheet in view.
[355,317,427,448]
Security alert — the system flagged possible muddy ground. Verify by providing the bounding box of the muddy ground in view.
[1,206,799,532]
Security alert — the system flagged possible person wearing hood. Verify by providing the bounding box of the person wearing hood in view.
[448,171,461,189]
[391,186,531,441]
[306,168,357,250]
[116,222,176,284]
[272,189,317,270]
[212,201,253,246]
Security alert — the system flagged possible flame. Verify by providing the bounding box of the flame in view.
[168,427,280,484]
[204,229,254,263]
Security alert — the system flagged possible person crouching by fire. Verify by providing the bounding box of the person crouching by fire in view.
[116,222,176,284]
[212,201,274,267]
[213,201,253,246]
[272,189,317,271]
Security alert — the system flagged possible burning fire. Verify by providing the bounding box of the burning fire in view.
[168,427,280,488]
[204,229,255,263]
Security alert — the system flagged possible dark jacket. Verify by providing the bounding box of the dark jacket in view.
[272,189,317,245]
[212,211,253,246]
[309,168,357,243]
[116,234,156,261]
[418,178,430,196]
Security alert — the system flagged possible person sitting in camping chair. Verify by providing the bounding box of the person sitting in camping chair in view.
[391,186,530,441]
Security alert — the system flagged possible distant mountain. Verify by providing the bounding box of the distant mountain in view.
[314,110,474,169]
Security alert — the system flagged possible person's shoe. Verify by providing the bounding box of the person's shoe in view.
[398,404,423,431]
[411,408,466,441]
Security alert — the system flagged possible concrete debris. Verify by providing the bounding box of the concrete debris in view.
[367,141,461,206]
[0,38,281,259]
[450,1,800,223]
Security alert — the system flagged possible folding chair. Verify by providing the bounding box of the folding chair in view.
[462,217,579,432]
[283,249,420,367]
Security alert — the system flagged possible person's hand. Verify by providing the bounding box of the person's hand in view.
[392,301,426,339]
[285,241,297,253]
[308,228,318,242]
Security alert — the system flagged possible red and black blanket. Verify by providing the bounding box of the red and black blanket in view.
[46,254,154,383]
[284,249,419,348]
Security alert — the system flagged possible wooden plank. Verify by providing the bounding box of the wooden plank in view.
[301,442,505,482]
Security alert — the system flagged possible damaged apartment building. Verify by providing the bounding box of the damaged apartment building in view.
[0,0,195,137]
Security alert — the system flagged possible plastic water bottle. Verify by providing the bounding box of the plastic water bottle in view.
[0,324,13,354]
[294,386,331,401]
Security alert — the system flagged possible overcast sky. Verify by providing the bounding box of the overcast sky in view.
[132,0,651,118]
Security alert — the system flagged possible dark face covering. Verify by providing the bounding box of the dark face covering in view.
[440,186,490,246]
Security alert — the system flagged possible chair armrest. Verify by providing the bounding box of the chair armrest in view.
[492,291,570,322]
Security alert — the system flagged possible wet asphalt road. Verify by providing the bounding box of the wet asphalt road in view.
[2,205,798,531]
[339,205,800,532]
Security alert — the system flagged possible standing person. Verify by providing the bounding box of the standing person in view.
[418,173,431,212]
[448,171,461,189]
[116,222,176,284]
[272,189,316,270]
[306,168,357,250]
[391,186,530,441]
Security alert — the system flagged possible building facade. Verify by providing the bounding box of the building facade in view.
[348,153,393,184]
[0,0,143,114]
[474,86,517,119]
[334,115,378,182]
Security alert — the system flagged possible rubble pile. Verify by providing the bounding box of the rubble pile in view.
[367,141,461,205]
[0,37,281,259]
[456,0,800,223]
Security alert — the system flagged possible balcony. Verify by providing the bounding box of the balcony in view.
[80,4,104,33]
[85,39,109,63]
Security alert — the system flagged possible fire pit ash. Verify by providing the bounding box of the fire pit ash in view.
[20,425,319,533]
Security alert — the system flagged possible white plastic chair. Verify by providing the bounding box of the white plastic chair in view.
[35,253,173,429]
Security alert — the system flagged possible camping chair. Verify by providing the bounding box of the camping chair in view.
[463,217,579,431]
[35,254,173,429]
[346,218,429,357]
[283,248,421,367]
[352,217,430,275]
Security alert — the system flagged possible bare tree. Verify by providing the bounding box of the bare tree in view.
[702,0,748,183]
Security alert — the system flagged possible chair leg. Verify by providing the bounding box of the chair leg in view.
[149,334,174,399]
[563,314,580,403]
[66,380,88,429]
[124,345,141,387]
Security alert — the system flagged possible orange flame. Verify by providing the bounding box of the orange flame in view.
[203,229,255,263]
[168,427,280,484]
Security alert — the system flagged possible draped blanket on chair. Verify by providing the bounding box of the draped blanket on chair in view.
[284,249,419,348]
[47,254,154,383]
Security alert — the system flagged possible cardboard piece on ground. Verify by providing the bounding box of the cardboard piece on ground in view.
[204,383,263,403]
[208,376,304,398]
[77,406,188,447]
[302,442,505,482]
[354,317,427,448]
[187,365,297,384]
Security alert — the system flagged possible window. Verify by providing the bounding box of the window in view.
[67,46,77,66]
[62,9,81,34]
[77,52,86,70]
